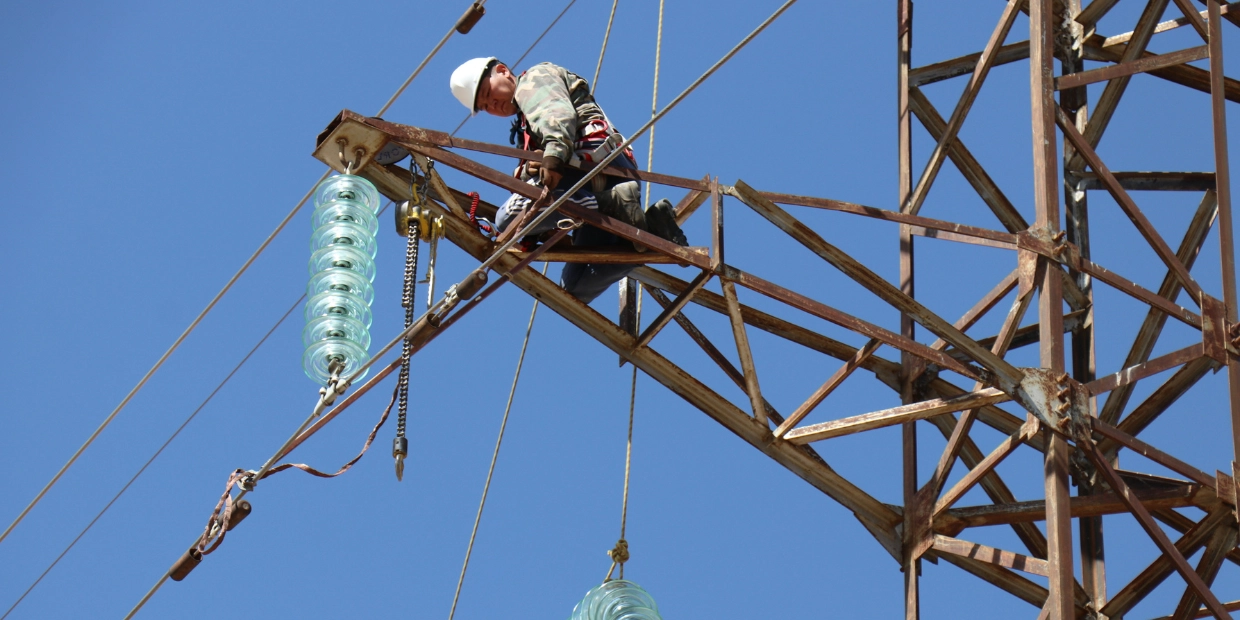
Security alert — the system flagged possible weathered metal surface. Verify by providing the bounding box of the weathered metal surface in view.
[1083,441,1235,619]
[1100,191,1217,425]
[1073,171,1216,191]
[783,388,1010,444]
[1084,343,1205,395]
[1055,44,1208,90]
[932,535,1050,577]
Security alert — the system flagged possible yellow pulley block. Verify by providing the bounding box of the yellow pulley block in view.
[395,201,444,241]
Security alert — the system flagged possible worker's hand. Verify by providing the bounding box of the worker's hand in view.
[518,150,545,178]
[539,154,563,191]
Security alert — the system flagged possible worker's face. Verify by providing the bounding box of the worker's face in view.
[475,64,518,117]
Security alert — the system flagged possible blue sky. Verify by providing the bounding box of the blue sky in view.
[1,0,1237,618]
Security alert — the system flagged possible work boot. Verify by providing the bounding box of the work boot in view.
[645,199,688,246]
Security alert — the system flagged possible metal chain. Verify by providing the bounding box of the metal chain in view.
[394,219,419,481]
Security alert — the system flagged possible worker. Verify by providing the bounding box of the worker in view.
[449,57,686,303]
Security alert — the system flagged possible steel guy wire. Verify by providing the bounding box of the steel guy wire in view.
[0,0,479,551]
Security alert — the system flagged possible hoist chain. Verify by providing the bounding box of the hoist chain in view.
[394,218,419,482]
[394,159,434,482]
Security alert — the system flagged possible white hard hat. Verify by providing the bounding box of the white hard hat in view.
[450,57,497,112]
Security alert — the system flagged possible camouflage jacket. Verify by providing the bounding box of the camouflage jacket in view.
[513,62,607,163]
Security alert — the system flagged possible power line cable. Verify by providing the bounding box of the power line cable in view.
[0,0,480,551]
[447,263,547,620]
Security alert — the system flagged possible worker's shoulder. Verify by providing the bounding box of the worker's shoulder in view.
[520,62,571,82]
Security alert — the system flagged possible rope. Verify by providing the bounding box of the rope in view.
[0,0,478,551]
[591,0,620,93]
[449,0,580,137]
[643,0,665,211]
[607,338,640,582]
[448,263,548,620]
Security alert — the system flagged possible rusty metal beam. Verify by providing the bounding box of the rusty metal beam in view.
[1055,44,1208,90]
[783,388,1011,444]
[732,181,1022,386]
[1083,441,1234,619]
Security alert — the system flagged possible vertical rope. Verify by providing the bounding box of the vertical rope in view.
[607,286,641,582]
[592,0,620,93]
[643,0,665,210]
[447,263,548,620]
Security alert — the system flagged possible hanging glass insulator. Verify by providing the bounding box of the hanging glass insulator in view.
[569,580,662,620]
[309,244,376,283]
[311,220,379,259]
[304,289,373,329]
[304,173,380,384]
[308,268,375,306]
[315,174,380,213]
[312,199,379,237]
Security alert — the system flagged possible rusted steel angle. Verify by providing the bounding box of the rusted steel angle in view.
[1055,107,1206,303]
[924,412,1050,559]
[932,535,1050,576]
[945,309,1090,363]
[1076,0,1122,28]
[1085,343,1205,395]
[407,176,906,540]
[924,282,1037,504]
[1170,0,1211,41]
[1102,2,1239,47]
[731,180,1021,386]
[1055,44,1208,90]
[907,87,1029,234]
[908,226,1017,250]
[1019,233,1203,328]
[673,178,711,223]
[758,188,1019,246]
[783,388,1011,444]
[1069,0,1173,173]
[934,416,1039,515]
[1093,419,1217,487]
[1073,171,1216,192]
[773,339,881,438]
[1082,441,1235,620]
[909,40,1032,87]
[635,268,712,350]
[635,266,1038,452]
[930,268,1020,351]
[903,0,1022,217]
[1154,508,1240,565]
[936,552,1087,614]
[1170,517,1238,620]
[719,279,767,425]
[943,483,1201,529]
[1084,35,1240,103]
[644,287,787,428]
[1104,507,1237,618]
[1109,356,1215,445]
[1158,602,1240,620]
[718,264,983,380]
